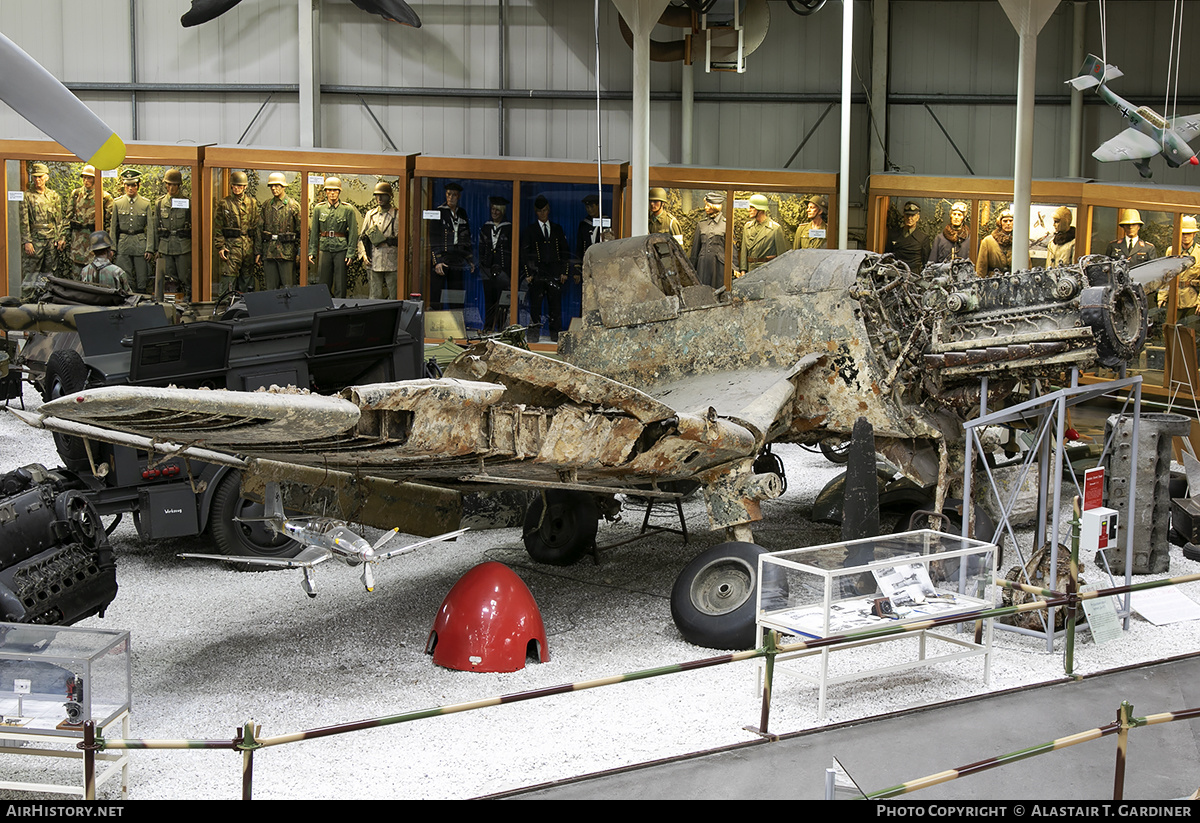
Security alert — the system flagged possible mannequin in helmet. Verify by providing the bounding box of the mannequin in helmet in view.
[308,177,360,299]
[358,180,399,300]
[150,168,193,301]
[215,170,260,294]
[792,194,828,250]
[648,187,682,243]
[976,208,1016,276]
[257,171,301,290]
[108,168,154,292]
[80,231,130,291]
[65,164,114,275]
[1045,207,1076,268]
[1105,209,1157,265]
[19,162,64,300]
[1162,215,1200,317]
[738,194,786,276]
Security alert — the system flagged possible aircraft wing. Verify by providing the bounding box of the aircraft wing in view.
[179,546,332,569]
[1168,114,1200,139]
[1093,127,1163,162]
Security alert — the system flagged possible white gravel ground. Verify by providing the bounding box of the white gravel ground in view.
[1,378,1199,800]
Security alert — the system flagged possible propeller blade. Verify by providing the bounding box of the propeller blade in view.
[0,32,125,169]
[361,563,376,593]
[371,528,400,551]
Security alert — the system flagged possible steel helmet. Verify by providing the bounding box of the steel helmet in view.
[648,187,669,202]
[748,194,770,211]
[266,172,287,187]
[426,562,549,673]
[164,168,184,186]
[324,177,342,191]
[80,165,96,179]
[229,171,248,186]
[88,230,113,253]
[373,181,393,197]
[1184,215,1199,234]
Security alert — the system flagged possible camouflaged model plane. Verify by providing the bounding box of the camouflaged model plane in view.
[13,236,1179,648]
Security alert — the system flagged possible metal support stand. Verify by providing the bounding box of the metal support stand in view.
[961,370,1140,650]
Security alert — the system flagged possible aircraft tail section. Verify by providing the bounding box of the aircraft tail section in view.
[1068,53,1124,91]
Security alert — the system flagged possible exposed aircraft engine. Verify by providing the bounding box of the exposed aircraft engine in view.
[0,464,117,625]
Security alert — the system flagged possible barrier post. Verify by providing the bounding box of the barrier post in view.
[81,720,96,800]
[237,721,261,800]
[755,630,779,737]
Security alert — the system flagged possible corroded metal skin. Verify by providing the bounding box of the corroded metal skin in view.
[25,237,1151,536]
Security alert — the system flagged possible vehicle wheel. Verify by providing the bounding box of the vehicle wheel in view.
[671,542,788,650]
[819,439,851,464]
[209,471,302,560]
[43,350,91,471]
[523,490,599,566]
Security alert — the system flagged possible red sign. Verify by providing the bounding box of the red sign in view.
[1084,467,1105,511]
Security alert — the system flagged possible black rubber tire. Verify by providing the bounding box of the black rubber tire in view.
[671,542,788,650]
[209,471,303,560]
[43,350,91,471]
[523,490,599,566]
[819,440,851,464]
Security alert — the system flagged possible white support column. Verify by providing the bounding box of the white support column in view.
[299,0,321,148]
[838,0,854,250]
[610,0,671,237]
[999,0,1058,271]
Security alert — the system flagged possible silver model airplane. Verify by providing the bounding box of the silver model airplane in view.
[179,482,468,598]
[1068,54,1200,178]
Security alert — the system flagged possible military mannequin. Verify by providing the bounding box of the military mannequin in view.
[430,182,472,310]
[149,168,192,301]
[215,170,260,294]
[308,177,359,299]
[1105,209,1157,265]
[977,208,1016,276]
[479,196,513,332]
[257,172,301,290]
[690,191,727,288]
[1045,207,1076,268]
[19,162,63,299]
[521,194,569,343]
[1161,215,1200,317]
[576,193,604,267]
[108,168,154,292]
[648,187,683,243]
[792,195,828,250]
[928,201,971,265]
[887,201,931,273]
[358,180,399,300]
[738,194,786,276]
[79,231,130,291]
[65,165,113,275]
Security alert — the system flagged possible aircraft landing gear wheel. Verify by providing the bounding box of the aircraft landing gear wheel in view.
[671,542,788,650]
[210,471,302,561]
[819,439,851,464]
[523,490,599,566]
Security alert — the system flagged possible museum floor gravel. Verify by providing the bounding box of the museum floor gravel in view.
[1,380,1198,800]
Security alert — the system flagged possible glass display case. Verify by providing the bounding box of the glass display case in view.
[0,622,131,798]
[757,530,997,720]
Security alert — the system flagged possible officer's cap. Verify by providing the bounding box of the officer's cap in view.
[120,168,142,183]
[30,162,49,177]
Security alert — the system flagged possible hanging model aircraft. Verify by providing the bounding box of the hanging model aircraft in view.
[14,238,1182,649]
[1068,53,1200,179]
[181,0,421,28]
[0,31,125,169]
[179,482,468,597]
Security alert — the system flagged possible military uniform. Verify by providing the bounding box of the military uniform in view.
[739,217,787,274]
[308,201,359,299]
[689,211,726,288]
[1160,241,1200,315]
[80,256,130,291]
[1045,229,1075,268]
[1105,235,1157,266]
[522,218,569,342]
[792,221,828,250]
[888,227,931,274]
[65,187,113,270]
[480,217,513,331]
[108,189,153,291]
[150,191,192,299]
[648,208,682,240]
[259,195,301,290]
[430,202,472,309]
[358,203,399,300]
[19,187,63,299]
[216,190,260,293]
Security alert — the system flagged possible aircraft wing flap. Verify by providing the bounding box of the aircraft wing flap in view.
[1093,127,1162,162]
